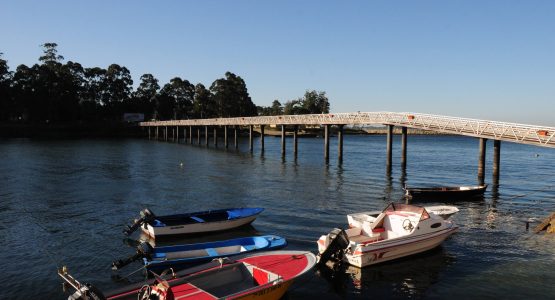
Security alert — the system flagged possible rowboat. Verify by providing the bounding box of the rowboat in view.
[112,235,288,273]
[123,207,264,238]
[59,250,317,300]
[318,203,458,268]
[404,185,487,200]
[347,205,459,228]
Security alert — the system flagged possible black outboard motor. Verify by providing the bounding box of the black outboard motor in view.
[123,208,156,236]
[112,242,154,270]
[58,266,107,300]
[317,228,350,266]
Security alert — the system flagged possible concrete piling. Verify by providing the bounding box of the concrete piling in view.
[324,124,330,162]
[478,138,487,185]
[338,125,344,162]
[260,125,265,152]
[401,126,407,168]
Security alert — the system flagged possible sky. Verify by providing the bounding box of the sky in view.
[1,1,554,125]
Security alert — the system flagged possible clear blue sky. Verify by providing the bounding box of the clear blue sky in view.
[1,1,554,125]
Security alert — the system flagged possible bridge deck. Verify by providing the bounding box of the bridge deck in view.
[140,112,555,148]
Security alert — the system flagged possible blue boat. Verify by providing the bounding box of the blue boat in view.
[123,207,264,238]
[140,235,287,273]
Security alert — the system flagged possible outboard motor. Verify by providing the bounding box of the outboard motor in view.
[112,241,154,270]
[58,266,106,300]
[123,208,156,236]
[317,228,350,266]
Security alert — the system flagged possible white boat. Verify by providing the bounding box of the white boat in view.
[347,205,459,228]
[318,203,458,268]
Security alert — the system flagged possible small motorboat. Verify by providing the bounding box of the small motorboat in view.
[112,235,288,273]
[123,207,264,238]
[347,205,459,228]
[59,250,317,300]
[318,203,458,268]
[404,185,487,200]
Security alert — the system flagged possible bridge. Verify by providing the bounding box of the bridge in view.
[140,112,555,185]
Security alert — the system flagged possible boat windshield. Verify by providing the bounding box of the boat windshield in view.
[382,203,430,220]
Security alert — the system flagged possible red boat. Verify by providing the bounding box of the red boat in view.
[58,250,316,300]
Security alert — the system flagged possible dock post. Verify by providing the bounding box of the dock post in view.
[213,127,218,146]
[176,126,179,142]
[260,125,265,152]
[249,125,254,152]
[401,126,407,168]
[478,138,487,185]
[156,126,159,140]
[338,125,344,162]
[493,140,501,184]
[197,127,201,145]
[293,126,298,156]
[148,127,151,140]
[324,124,330,162]
[224,126,228,148]
[205,126,209,146]
[386,125,393,169]
[189,126,193,144]
[183,126,187,143]
[165,126,168,141]
[281,125,286,156]
[234,126,238,149]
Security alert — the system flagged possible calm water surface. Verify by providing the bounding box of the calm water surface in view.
[1,135,555,299]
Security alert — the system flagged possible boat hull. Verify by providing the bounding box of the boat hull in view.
[346,227,457,268]
[405,185,487,201]
[143,214,259,237]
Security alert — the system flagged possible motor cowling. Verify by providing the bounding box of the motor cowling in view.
[123,209,156,236]
[112,242,154,270]
[317,228,349,266]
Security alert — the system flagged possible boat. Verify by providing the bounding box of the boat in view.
[123,207,264,238]
[347,205,459,228]
[404,185,487,200]
[318,203,458,268]
[112,235,288,273]
[59,250,317,300]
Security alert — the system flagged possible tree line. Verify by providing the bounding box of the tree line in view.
[0,43,329,124]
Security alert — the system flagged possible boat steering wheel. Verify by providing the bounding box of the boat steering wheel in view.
[402,219,414,231]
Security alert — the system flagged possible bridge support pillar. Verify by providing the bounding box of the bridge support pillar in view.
[260,125,265,152]
[197,127,201,145]
[478,138,487,185]
[183,126,186,143]
[401,126,407,168]
[156,127,159,140]
[205,126,209,146]
[338,125,344,162]
[224,126,228,148]
[249,125,254,152]
[324,124,330,162]
[493,140,501,184]
[293,125,298,156]
[176,126,179,142]
[189,126,193,144]
[386,125,393,169]
[234,126,238,149]
[148,127,151,140]
[213,127,218,146]
[281,125,286,156]
[165,126,168,141]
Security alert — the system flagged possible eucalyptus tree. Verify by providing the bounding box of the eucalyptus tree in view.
[133,73,159,119]
[82,67,106,121]
[210,72,256,118]
[0,53,12,121]
[103,64,133,118]
[156,77,194,120]
[193,83,214,118]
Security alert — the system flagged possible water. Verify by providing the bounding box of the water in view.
[1,135,555,299]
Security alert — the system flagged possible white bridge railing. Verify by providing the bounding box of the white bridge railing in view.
[140,112,555,148]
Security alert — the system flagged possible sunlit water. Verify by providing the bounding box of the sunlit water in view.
[1,135,554,299]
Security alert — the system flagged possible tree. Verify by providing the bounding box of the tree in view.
[270,100,283,115]
[103,64,133,118]
[82,67,106,121]
[157,77,194,120]
[39,43,64,66]
[210,72,257,118]
[0,53,13,121]
[193,83,214,118]
[302,90,329,114]
[133,74,159,119]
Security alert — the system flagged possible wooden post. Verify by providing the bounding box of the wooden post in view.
[260,125,265,152]
[156,126,159,140]
[176,126,179,142]
[234,126,238,149]
[338,125,344,162]
[493,140,501,184]
[165,126,168,141]
[401,126,407,168]
[189,126,193,144]
[197,127,201,145]
[213,127,218,146]
[183,126,187,143]
[386,124,393,169]
[148,127,151,140]
[324,124,330,162]
[293,125,298,156]
[478,138,487,185]
[249,125,254,152]
[281,125,286,156]
[205,126,209,146]
[224,126,228,148]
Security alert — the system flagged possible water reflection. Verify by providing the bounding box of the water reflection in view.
[318,247,455,299]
